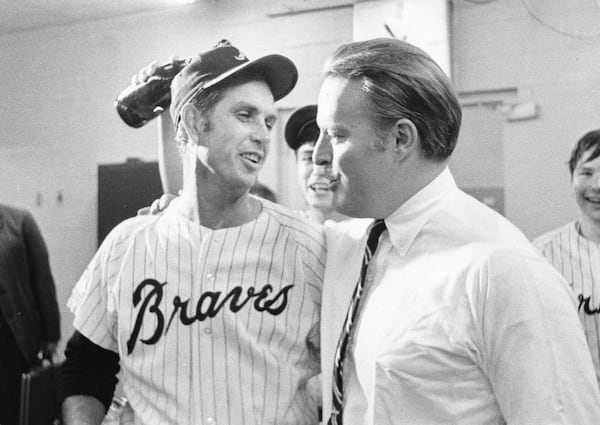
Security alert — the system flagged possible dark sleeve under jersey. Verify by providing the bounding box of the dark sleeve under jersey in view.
[59,331,120,411]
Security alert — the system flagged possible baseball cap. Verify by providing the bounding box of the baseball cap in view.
[170,39,298,123]
[284,104,319,151]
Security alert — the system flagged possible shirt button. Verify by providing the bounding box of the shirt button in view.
[204,328,212,335]
[206,417,216,425]
[206,273,215,282]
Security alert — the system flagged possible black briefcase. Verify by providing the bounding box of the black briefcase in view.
[19,360,62,425]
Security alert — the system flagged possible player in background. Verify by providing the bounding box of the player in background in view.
[284,105,348,225]
[60,40,326,425]
[534,129,600,387]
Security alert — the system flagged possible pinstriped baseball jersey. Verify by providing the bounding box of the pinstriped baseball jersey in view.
[533,220,600,385]
[68,197,326,425]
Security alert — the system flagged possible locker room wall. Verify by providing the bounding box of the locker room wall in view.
[97,160,163,246]
[1,0,599,353]
[452,0,600,239]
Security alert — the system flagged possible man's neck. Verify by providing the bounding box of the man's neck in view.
[578,216,600,243]
[179,188,262,229]
[377,161,448,220]
[178,168,262,229]
[178,155,262,229]
[307,207,348,225]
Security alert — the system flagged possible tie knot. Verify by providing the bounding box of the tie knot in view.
[366,219,386,256]
[371,218,386,233]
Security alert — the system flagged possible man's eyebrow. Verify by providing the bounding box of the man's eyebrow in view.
[266,111,278,123]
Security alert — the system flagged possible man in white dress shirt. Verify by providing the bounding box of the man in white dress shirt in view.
[315,38,600,425]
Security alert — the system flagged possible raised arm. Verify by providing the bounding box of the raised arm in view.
[128,58,184,195]
[157,110,182,195]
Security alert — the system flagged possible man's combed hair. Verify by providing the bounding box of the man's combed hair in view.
[323,38,462,160]
[568,129,600,175]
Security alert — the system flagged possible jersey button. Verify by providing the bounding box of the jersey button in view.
[206,417,216,425]
[204,327,212,335]
[206,273,215,282]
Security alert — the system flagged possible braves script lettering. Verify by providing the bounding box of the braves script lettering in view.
[126,278,294,354]
[578,294,600,315]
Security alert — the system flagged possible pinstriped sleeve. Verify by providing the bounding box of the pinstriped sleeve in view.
[301,223,327,302]
[532,232,553,258]
[299,223,327,362]
[67,229,122,353]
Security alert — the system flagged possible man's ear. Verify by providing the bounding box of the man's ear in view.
[179,103,205,146]
[392,118,418,160]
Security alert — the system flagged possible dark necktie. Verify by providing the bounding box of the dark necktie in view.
[328,219,387,425]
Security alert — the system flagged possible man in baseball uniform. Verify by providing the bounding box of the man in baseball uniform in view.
[60,40,326,425]
[534,129,600,387]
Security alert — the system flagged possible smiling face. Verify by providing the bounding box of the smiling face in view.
[573,148,600,228]
[194,79,277,194]
[296,141,336,213]
[314,76,395,218]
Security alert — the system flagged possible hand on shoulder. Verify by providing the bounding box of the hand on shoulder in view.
[137,192,178,216]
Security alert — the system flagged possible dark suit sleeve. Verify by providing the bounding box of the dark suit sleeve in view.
[60,331,120,411]
[22,211,61,342]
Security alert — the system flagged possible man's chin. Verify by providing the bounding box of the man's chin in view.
[330,195,352,216]
[584,211,600,225]
[307,190,332,202]
[332,195,372,218]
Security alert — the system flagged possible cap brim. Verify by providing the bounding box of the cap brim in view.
[285,104,318,150]
[203,54,298,101]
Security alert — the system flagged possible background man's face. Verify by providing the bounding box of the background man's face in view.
[296,142,335,211]
[573,148,600,226]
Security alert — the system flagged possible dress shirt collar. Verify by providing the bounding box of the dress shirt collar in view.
[384,167,457,257]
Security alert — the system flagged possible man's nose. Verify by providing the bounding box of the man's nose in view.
[252,121,271,145]
[592,173,600,189]
[312,132,332,166]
